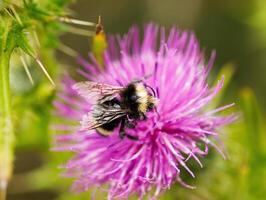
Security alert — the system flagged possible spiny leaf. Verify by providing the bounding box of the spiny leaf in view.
[239,87,266,199]
[12,23,36,57]
[240,87,266,155]
[23,0,50,21]
[208,62,236,109]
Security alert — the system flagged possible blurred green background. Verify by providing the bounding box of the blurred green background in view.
[4,0,266,199]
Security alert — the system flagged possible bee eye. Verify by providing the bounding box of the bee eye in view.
[147,103,154,111]
[113,102,120,109]
[130,94,138,101]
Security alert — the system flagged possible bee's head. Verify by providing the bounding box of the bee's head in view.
[147,95,159,112]
[144,83,159,111]
[133,82,158,113]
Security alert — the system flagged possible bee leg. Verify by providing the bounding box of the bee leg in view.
[126,134,139,141]
[126,121,135,129]
[125,120,139,140]
[140,113,147,121]
[121,130,139,141]
[119,131,126,139]
[119,119,138,141]
[119,118,126,139]
[143,114,147,120]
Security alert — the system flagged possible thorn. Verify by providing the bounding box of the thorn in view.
[95,15,104,35]
[32,30,41,48]
[4,8,16,21]
[9,5,22,25]
[98,15,101,24]
[57,16,96,27]
[67,26,95,37]
[58,42,79,58]
[20,56,34,85]
[35,58,55,86]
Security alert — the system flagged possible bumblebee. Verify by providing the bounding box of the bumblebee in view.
[73,80,158,140]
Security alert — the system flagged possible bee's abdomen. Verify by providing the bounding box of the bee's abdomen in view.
[96,118,121,136]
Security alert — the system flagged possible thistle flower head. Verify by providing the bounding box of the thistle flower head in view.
[54,24,236,199]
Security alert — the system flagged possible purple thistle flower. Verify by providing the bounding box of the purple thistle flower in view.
[53,24,236,199]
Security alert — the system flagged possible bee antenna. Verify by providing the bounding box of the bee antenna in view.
[131,73,153,84]
[145,84,156,97]
[143,73,153,80]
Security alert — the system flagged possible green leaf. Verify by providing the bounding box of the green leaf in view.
[208,62,236,109]
[11,23,36,57]
[239,87,266,199]
[240,87,266,155]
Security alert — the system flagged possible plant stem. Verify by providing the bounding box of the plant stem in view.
[0,181,7,200]
[0,22,15,200]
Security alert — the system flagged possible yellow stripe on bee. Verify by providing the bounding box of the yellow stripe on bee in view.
[135,83,149,113]
[96,127,113,136]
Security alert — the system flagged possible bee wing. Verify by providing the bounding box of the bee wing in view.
[72,81,123,104]
[81,105,126,130]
